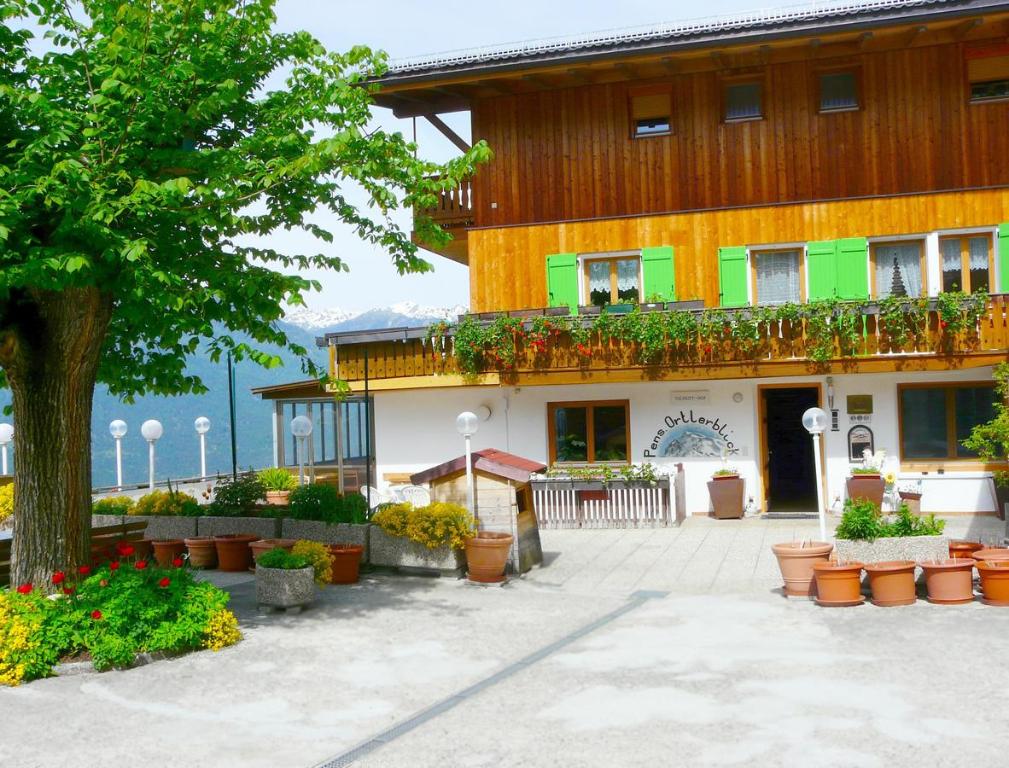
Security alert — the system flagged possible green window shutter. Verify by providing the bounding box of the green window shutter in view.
[717,246,748,307]
[806,240,837,301]
[546,253,579,314]
[834,237,869,300]
[999,224,1009,293]
[641,246,676,302]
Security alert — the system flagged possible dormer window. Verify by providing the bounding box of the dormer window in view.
[629,87,672,138]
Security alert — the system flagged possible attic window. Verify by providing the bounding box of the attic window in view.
[724,81,763,122]
[819,71,859,112]
[630,88,671,138]
[967,45,1009,102]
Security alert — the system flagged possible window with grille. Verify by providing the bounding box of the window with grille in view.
[819,71,859,112]
[724,81,763,121]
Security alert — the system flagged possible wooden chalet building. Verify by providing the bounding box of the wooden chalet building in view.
[295,0,1009,517]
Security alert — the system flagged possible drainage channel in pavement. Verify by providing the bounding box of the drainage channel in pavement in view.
[312,589,670,768]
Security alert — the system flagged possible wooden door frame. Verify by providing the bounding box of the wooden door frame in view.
[757,383,824,514]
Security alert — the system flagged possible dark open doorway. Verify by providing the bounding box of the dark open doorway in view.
[760,386,820,514]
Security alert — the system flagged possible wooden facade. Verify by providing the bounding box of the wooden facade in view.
[468,37,1009,229]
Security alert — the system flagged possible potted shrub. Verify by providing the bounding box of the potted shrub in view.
[919,558,975,604]
[183,536,217,569]
[833,499,947,564]
[255,548,316,610]
[812,561,865,607]
[976,560,1009,606]
[707,468,744,519]
[214,534,259,572]
[465,531,514,584]
[897,480,923,516]
[291,540,334,586]
[257,468,297,506]
[208,474,266,517]
[963,362,1009,519]
[249,538,296,564]
[846,468,885,508]
[863,561,917,606]
[770,541,834,598]
[327,544,364,584]
[132,488,202,517]
[288,483,341,521]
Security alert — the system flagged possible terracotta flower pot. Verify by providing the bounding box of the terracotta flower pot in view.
[151,539,186,568]
[771,541,834,598]
[812,561,865,607]
[328,544,364,584]
[970,548,1009,563]
[265,490,291,506]
[976,561,1009,606]
[465,532,514,584]
[949,540,984,560]
[214,534,259,572]
[864,561,918,607]
[707,476,744,519]
[184,537,218,569]
[249,538,296,565]
[846,475,885,508]
[919,559,976,604]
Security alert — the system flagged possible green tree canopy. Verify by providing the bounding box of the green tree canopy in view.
[0,0,488,582]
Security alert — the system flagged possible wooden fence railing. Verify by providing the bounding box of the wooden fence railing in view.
[416,178,473,227]
[532,468,685,529]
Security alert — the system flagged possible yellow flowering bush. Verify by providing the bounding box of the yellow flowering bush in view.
[0,590,70,686]
[0,483,13,525]
[291,540,334,586]
[373,502,475,550]
[204,609,242,651]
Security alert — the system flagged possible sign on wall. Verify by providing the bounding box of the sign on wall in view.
[847,395,873,414]
[645,409,740,458]
[670,390,710,405]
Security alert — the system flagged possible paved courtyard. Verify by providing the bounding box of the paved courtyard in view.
[2,516,1007,768]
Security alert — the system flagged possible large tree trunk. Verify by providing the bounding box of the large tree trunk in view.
[1,287,111,586]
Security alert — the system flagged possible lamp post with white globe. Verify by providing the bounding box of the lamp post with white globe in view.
[109,420,127,489]
[290,415,313,485]
[141,420,164,490]
[456,411,479,516]
[801,406,830,541]
[0,423,13,476]
[194,417,211,479]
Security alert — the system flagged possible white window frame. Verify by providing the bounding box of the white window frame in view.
[578,250,643,306]
[747,242,806,306]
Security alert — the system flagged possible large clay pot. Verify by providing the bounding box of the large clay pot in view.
[265,490,291,506]
[771,541,834,598]
[707,476,744,519]
[184,537,218,569]
[465,532,514,584]
[249,539,296,565]
[949,540,984,560]
[976,561,1009,606]
[214,534,258,572]
[971,548,1009,563]
[151,539,186,568]
[864,561,917,607]
[328,544,364,584]
[919,559,976,604]
[846,474,885,508]
[812,561,865,607]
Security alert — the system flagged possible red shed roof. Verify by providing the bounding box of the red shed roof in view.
[410,449,547,486]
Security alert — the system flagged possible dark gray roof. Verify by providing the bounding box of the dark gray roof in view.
[379,0,1000,84]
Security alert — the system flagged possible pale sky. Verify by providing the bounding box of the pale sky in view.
[275,0,819,313]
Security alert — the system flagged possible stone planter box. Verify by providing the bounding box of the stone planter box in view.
[91,514,124,528]
[369,527,465,575]
[255,566,315,610]
[125,515,198,540]
[197,516,280,540]
[281,521,371,564]
[834,535,948,566]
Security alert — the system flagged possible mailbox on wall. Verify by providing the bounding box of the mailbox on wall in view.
[848,425,874,462]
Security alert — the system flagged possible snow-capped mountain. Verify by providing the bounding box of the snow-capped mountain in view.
[283,302,468,332]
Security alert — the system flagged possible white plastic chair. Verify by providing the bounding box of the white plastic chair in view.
[361,485,391,510]
[400,485,432,507]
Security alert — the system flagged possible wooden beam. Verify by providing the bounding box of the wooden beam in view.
[659,57,680,75]
[425,113,470,153]
[521,73,553,90]
[757,45,771,65]
[809,38,822,56]
[474,79,513,96]
[711,51,730,70]
[904,25,927,47]
[952,17,984,40]
[857,31,874,49]
[565,68,594,85]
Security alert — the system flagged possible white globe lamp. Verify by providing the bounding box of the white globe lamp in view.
[109,420,128,488]
[290,415,314,485]
[194,417,211,478]
[141,419,163,490]
[456,411,479,515]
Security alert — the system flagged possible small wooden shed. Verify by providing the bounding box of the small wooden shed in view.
[411,449,545,574]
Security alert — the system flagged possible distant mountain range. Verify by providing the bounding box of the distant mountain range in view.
[0,303,466,488]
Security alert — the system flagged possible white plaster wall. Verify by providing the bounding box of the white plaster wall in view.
[372,366,996,515]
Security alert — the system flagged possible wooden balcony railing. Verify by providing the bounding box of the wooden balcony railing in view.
[415,178,473,228]
[330,295,1009,384]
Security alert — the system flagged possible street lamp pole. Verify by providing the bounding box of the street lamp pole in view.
[290,415,313,486]
[195,417,211,479]
[456,412,479,517]
[109,420,127,489]
[0,423,13,476]
[801,407,830,541]
[141,420,164,491]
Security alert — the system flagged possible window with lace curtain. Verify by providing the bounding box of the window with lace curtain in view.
[871,241,926,298]
[940,234,992,293]
[752,249,803,305]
